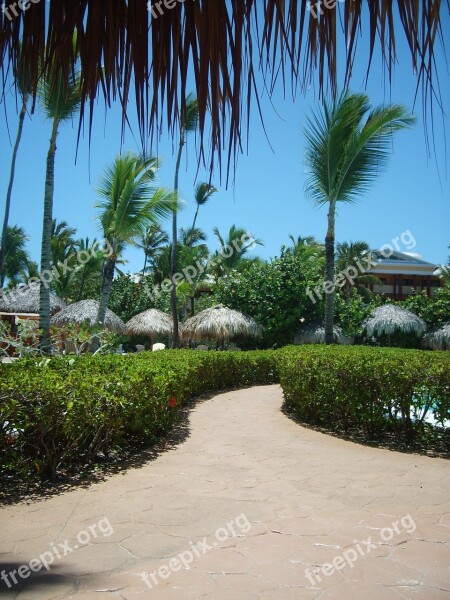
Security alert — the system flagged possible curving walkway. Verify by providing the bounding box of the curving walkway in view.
[1,385,449,599]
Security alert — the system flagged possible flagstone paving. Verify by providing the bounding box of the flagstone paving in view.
[1,384,449,599]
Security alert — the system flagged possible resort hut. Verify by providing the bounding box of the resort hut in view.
[0,284,66,332]
[0,283,66,314]
[363,304,426,344]
[181,304,262,349]
[294,322,352,345]
[50,300,126,334]
[422,322,450,351]
[126,309,173,348]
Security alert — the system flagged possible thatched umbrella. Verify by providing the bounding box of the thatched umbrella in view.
[50,300,126,334]
[126,309,173,346]
[363,305,426,341]
[0,284,65,315]
[294,322,352,345]
[422,322,450,351]
[181,304,262,348]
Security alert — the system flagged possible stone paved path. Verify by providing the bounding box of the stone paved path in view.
[1,385,449,599]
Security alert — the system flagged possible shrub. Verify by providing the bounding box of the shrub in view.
[1,346,448,485]
[277,345,450,443]
[0,350,278,480]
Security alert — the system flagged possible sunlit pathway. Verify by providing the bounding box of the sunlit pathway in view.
[1,385,449,599]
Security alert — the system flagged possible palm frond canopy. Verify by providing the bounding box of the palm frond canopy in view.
[304,93,416,206]
[294,322,352,345]
[364,305,427,338]
[422,322,450,351]
[126,308,173,337]
[0,284,65,315]
[50,299,126,333]
[95,153,174,253]
[1,1,445,172]
[181,304,262,341]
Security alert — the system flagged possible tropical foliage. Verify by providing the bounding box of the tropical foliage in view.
[94,153,173,326]
[304,92,415,343]
[38,44,82,348]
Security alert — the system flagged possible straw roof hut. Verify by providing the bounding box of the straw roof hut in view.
[50,300,126,334]
[363,305,426,339]
[422,322,450,351]
[1,2,443,172]
[182,305,262,345]
[126,309,173,345]
[294,322,352,345]
[0,284,65,315]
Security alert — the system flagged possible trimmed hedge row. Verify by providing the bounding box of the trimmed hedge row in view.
[278,346,450,440]
[1,347,449,482]
[0,350,278,479]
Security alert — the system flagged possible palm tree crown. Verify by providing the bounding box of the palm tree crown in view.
[305,93,416,205]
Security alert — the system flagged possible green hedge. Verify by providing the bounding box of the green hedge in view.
[1,347,449,483]
[0,350,278,479]
[278,346,450,440]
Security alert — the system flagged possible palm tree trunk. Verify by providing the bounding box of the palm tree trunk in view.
[0,95,28,287]
[39,119,59,352]
[191,204,200,234]
[77,271,86,302]
[170,132,184,348]
[142,252,148,279]
[97,256,116,325]
[324,202,336,344]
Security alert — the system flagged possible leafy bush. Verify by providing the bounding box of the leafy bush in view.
[278,345,450,444]
[0,350,278,480]
[1,346,448,485]
[214,248,324,348]
[400,286,450,328]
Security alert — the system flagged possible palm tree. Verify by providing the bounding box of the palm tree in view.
[212,225,263,279]
[38,46,82,349]
[72,237,104,301]
[304,92,415,343]
[335,241,381,299]
[49,220,77,299]
[1,226,30,287]
[179,226,207,248]
[171,93,199,347]
[190,182,218,236]
[16,260,39,287]
[138,224,169,277]
[95,152,174,326]
[288,235,325,266]
[0,48,32,284]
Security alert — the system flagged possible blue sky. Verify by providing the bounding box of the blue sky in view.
[1,9,449,277]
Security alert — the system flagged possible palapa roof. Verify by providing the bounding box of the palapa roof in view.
[364,304,427,338]
[0,284,66,315]
[1,1,445,173]
[182,304,262,341]
[126,308,173,337]
[422,322,450,351]
[294,322,352,345]
[50,299,126,334]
